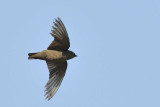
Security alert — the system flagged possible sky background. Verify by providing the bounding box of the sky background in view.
[0,0,160,107]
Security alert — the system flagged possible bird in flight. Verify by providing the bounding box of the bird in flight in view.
[28,17,77,100]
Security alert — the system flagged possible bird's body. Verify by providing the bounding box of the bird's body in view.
[28,50,76,61]
[28,17,76,100]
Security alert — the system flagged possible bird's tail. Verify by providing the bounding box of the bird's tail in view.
[28,52,39,59]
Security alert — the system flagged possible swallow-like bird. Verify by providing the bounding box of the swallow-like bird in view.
[28,17,77,100]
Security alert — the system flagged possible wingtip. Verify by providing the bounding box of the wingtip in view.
[55,17,62,22]
[45,94,52,101]
[57,17,61,20]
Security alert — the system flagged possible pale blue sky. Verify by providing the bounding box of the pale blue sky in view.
[0,0,160,107]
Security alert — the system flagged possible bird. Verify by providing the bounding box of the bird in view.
[28,17,77,100]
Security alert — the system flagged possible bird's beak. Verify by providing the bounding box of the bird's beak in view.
[75,55,78,57]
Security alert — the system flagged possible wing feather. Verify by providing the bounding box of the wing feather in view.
[45,61,67,100]
[48,18,70,51]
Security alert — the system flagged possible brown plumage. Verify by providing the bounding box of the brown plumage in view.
[28,17,77,100]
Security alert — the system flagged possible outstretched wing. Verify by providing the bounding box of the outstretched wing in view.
[47,17,70,51]
[45,61,67,100]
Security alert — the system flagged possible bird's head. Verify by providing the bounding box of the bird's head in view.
[66,50,77,60]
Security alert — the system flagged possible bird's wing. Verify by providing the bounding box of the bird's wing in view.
[45,61,67,100]
[47,17,70,51]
